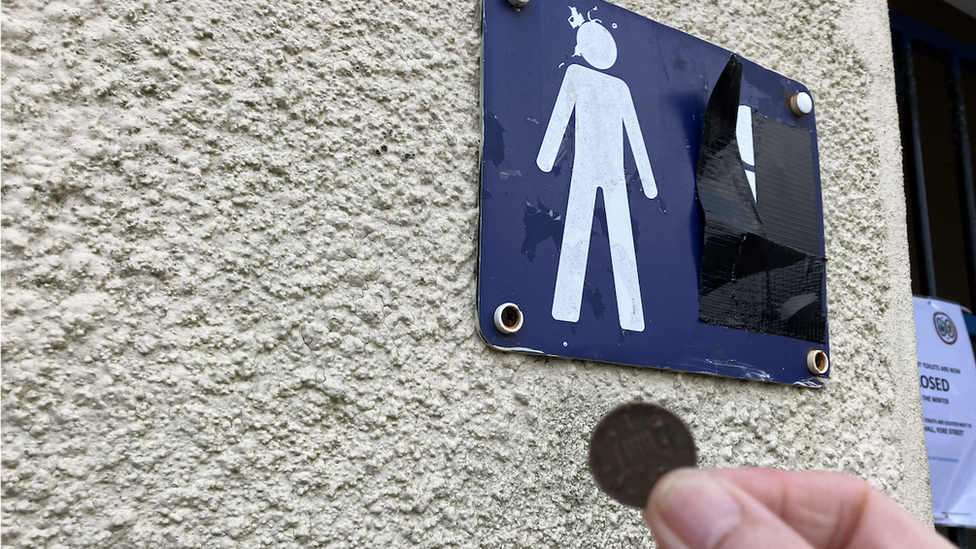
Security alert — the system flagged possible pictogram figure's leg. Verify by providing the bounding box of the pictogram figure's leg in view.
[552,182,597,324]
[603,181,645,332]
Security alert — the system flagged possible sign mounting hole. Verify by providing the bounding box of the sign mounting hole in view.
[494,303,524,334]
[806,349,829,375]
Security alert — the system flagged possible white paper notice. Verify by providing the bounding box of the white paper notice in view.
[914,297,976,527]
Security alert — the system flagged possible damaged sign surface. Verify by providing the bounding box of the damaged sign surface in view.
[478,0,829,386]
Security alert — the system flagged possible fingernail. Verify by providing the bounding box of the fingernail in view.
[652,470,743,549]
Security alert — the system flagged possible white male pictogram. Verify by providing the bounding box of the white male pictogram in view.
[537,7,658,332]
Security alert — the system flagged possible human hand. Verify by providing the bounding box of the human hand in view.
[643,468,954,549]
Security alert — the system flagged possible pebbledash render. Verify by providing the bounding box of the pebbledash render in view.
[1,0,930,547]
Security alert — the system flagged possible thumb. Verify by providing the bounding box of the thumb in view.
[643,469,814,549]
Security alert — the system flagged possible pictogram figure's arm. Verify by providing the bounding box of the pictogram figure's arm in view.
[621,84,657,199]
[537,68,578,173]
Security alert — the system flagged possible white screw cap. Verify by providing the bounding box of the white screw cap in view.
[790,92,813,116]
[806,349,829,375]
[493,303,524,334]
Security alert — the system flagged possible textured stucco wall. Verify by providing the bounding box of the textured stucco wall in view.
[1,0,929,547]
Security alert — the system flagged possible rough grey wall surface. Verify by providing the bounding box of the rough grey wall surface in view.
[1,0,929,547]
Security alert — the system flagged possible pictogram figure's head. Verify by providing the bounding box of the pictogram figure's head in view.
[568,7,617,70]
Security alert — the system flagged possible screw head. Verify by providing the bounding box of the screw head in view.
[507,0,529,7]
[790,92,813,116]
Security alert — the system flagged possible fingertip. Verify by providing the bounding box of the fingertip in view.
[644,469,744,549]
[646,467,697,513]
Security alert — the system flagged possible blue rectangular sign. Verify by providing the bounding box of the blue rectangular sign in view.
[479,0,829,386]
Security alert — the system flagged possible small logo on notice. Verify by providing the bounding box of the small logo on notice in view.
[934,312,958,345]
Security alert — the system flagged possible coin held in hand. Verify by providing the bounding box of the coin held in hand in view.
[588,402,697,508]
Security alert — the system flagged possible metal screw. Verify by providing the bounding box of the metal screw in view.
[806,349,829,375]
[789,92,813,116]
[493,302,524,334]
[508,0,529,7]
